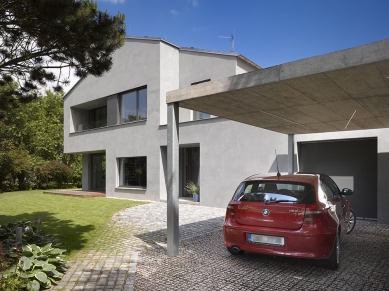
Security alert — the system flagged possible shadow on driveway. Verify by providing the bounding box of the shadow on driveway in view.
[134,216,225,248]
[135,220,389,290]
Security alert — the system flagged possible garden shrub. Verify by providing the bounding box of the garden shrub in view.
[0,219,68,290]
[0,219,59,250]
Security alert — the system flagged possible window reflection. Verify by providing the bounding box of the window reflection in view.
[121,87,147,123]
[119,157,147,188]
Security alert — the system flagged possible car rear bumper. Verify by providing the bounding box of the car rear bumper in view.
[223,219,337,259]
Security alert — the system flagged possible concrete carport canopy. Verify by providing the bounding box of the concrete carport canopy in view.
[167,38,389,134]
[164,38,389,256]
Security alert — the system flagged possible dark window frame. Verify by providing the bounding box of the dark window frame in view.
[120,86,147,123]
[118,156,147,188]
[321,176,340,198]
[89,106,107,129]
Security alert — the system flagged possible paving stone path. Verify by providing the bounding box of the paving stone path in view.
[53,202,225,291]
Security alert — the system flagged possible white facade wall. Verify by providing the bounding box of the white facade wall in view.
[64,38,288,208]
[159,119,288,207]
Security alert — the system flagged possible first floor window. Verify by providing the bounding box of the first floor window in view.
[119,157,147,188]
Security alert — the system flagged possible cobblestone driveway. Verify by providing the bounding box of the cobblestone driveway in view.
[135,221,389,291]
[53,202,389,290]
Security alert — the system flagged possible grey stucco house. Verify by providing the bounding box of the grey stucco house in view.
[64,36,389,223]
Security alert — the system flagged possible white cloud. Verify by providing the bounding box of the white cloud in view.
[191,0,199,7]
[170,10,180,15]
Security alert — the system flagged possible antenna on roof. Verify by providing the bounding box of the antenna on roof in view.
[219,29,235,52]
[275,150,281,179]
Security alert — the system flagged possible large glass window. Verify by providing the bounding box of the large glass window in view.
[89,106,107,129]
[119,157,147,188]
[120,87,147,123]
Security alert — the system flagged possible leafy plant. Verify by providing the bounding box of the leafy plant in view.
[2,243,68,290]
[184,181,200,195]
[0,272,27,291]
[0,244,27,291]
[0,218,59,250]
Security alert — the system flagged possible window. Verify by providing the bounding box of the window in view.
[321,177,340,198]
[233,181,315,204]
[89,106,107,129]
[193,111,211,120]
[119,157,147,188]
[120,87,147,123]
[191,80,211,121]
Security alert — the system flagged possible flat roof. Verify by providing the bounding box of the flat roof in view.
[167,38,389,134]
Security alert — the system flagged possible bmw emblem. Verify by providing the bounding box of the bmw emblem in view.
[263,209,270,216]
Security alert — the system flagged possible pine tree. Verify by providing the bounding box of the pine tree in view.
[0,0,125,98]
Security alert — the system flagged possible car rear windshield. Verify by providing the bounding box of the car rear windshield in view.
[233,181,315,204]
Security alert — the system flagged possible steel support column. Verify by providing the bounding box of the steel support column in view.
[288,134,295,174]
[167,102,179,256]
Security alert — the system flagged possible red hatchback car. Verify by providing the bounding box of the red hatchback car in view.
[223,173,353,269]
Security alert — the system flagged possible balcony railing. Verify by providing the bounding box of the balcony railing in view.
[75,120,107,132]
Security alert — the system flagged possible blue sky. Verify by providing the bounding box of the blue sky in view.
[95,0,389,68]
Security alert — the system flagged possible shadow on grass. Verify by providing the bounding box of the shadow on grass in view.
[0,211,94,255]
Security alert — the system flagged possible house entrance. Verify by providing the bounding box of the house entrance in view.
[180,147,200,197]
[91,153,106,191]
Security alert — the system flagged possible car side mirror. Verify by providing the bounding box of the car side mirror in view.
[341,188,353,195]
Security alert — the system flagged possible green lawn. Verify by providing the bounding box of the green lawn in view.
[0,190,148,258]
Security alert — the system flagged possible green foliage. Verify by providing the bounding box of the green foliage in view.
[0,90,82,191]
[1,243,67,291]
[0,245,27,290]
[0,217,67,291]
[0,243,12,273]
[184,181,200,195]
[0,219,59,250]
[18,243,67,290]
[0,0,125,95]
[36,161,73,189]
[0,272,27,291]
[0,190,148,258]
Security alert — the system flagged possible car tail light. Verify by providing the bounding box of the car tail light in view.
[226,205,235,216]
[304,204,323,224]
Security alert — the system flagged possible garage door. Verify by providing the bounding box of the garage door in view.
[299,138,377,219]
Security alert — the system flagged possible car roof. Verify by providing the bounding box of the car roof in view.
[244,173,321,184]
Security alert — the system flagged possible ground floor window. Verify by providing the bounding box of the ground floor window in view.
[119,157,147,188]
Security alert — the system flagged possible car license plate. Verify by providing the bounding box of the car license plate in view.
[248,234,285,246]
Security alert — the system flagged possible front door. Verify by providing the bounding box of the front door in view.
[91,153,106,191]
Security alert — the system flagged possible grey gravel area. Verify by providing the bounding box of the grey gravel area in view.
[135,221,389,291]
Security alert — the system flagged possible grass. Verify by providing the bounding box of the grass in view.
[0,190,148,258]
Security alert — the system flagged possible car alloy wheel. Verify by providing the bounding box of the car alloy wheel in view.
[347,209,356,234]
